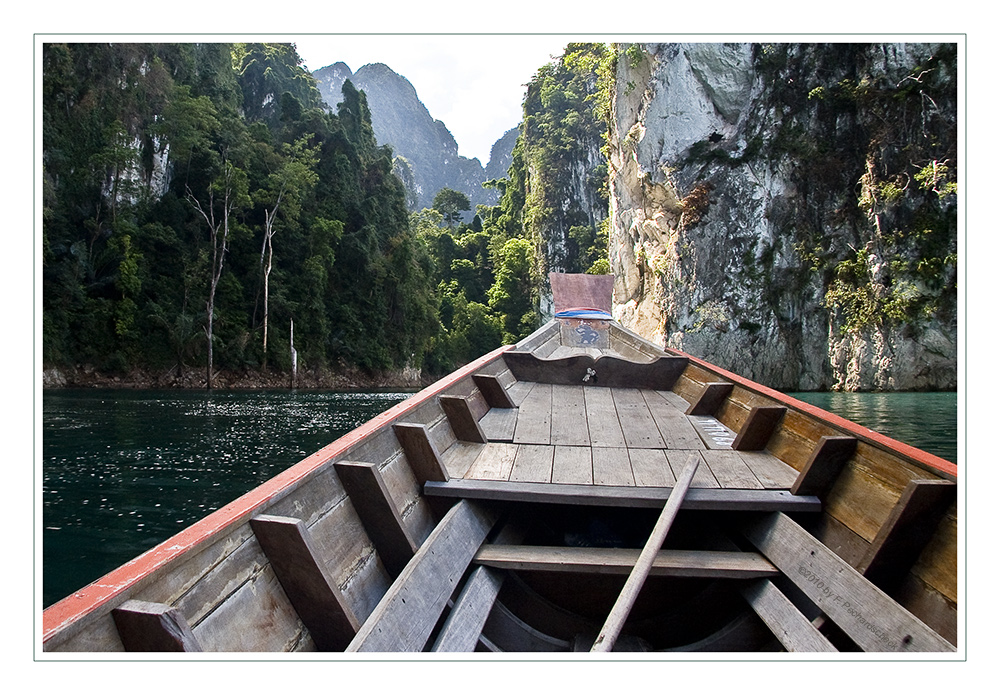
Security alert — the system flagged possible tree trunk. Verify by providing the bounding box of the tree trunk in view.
[289,318,297,389]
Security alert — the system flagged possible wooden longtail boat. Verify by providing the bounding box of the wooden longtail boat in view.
[41,275,958,655]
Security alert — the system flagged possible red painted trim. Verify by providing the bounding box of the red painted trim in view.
[42,344,514,643]
[665,346,958,480]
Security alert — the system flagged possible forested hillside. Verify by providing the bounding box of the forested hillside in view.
[43,43,441,385]
[42,42,592,386]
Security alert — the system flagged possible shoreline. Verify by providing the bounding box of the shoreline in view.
[41,365,433,391]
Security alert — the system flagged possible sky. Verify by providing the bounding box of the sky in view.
[291,35,571,164]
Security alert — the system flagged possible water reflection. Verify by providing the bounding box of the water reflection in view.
[787,391,957,463]
[42,389,410,607]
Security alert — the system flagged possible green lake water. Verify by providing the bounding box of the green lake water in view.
[40,388,957,608]
[41,389,410,608]
[786,391,958,464]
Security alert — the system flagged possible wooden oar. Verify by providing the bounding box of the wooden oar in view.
[590,454,700,652]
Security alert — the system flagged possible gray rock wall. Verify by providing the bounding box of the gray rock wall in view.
[608,43,957,390]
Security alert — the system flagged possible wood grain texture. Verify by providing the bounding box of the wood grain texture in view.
[858,479,957,591]
[249,514,361,651]
[585,387,626,448]
[425,478,821,511]
[644,391,705,449]
[732,405,787,451]
[743,512,955,652]
[550,384,589,446]
[333,461,418,577]
[473,373,516,408]
[346,500,498,652]
[112,600,202,652]
[513,382,552,445]
[702,450,764,490]
[667,451,719,489]
[392,422,450,484]
[509,444,555,483]
[475,546,778,579]
[741,580,837,652]
[479,407,517,442]
[685,382,733,416]
[440,395,488,443]
[463,442,518,481]
[739,451,799,489]
[592,447,634,486]
[504,351,688,390]
[628,448,676,487]
[613,388,665,449]
[552,445,593,485]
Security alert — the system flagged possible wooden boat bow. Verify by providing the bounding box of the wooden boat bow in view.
[41,274,958,655]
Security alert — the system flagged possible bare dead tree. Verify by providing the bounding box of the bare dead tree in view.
[187,161,242,389]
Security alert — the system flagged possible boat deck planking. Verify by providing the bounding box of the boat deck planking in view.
[456,378,800,493]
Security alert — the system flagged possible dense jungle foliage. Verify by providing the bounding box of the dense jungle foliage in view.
[43,42,605,383]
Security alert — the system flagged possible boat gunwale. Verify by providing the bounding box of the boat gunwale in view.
[41,343,515,645]
[662,344,958,480]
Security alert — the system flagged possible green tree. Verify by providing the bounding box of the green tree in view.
[432,188,472,227]
[488,237,537,343]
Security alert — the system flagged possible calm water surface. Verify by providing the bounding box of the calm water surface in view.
[42,388,957,608]
[787,391,957,463]
[42,389,410,608]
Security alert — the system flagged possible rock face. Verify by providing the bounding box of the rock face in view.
[313,62,516,213]
[608,43,958,390]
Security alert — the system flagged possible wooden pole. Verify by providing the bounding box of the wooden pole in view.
[590,454,700,652]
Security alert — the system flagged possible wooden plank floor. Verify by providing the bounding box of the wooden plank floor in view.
[461,384,799,491]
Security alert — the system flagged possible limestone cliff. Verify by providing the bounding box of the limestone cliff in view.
[313,62,514,213]
[608,43,957,390]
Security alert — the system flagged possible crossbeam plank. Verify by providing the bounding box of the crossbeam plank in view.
[334,461,418,577]
[431,523,524,652]
[346,500,498,652]
[393,422,450,484]
[249,514,360,651]
[504,352,688,390]
[474,546,778,579]
[112,600,202,652]
[790,436,857,496]
[742,512,955,652]
[473,373,516,408]
[732,405,787,451]
[425,478,821,512]
[440,395,488,443]
[741,579,838,652]
[857,479,957,590]
[685,381,734,416]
